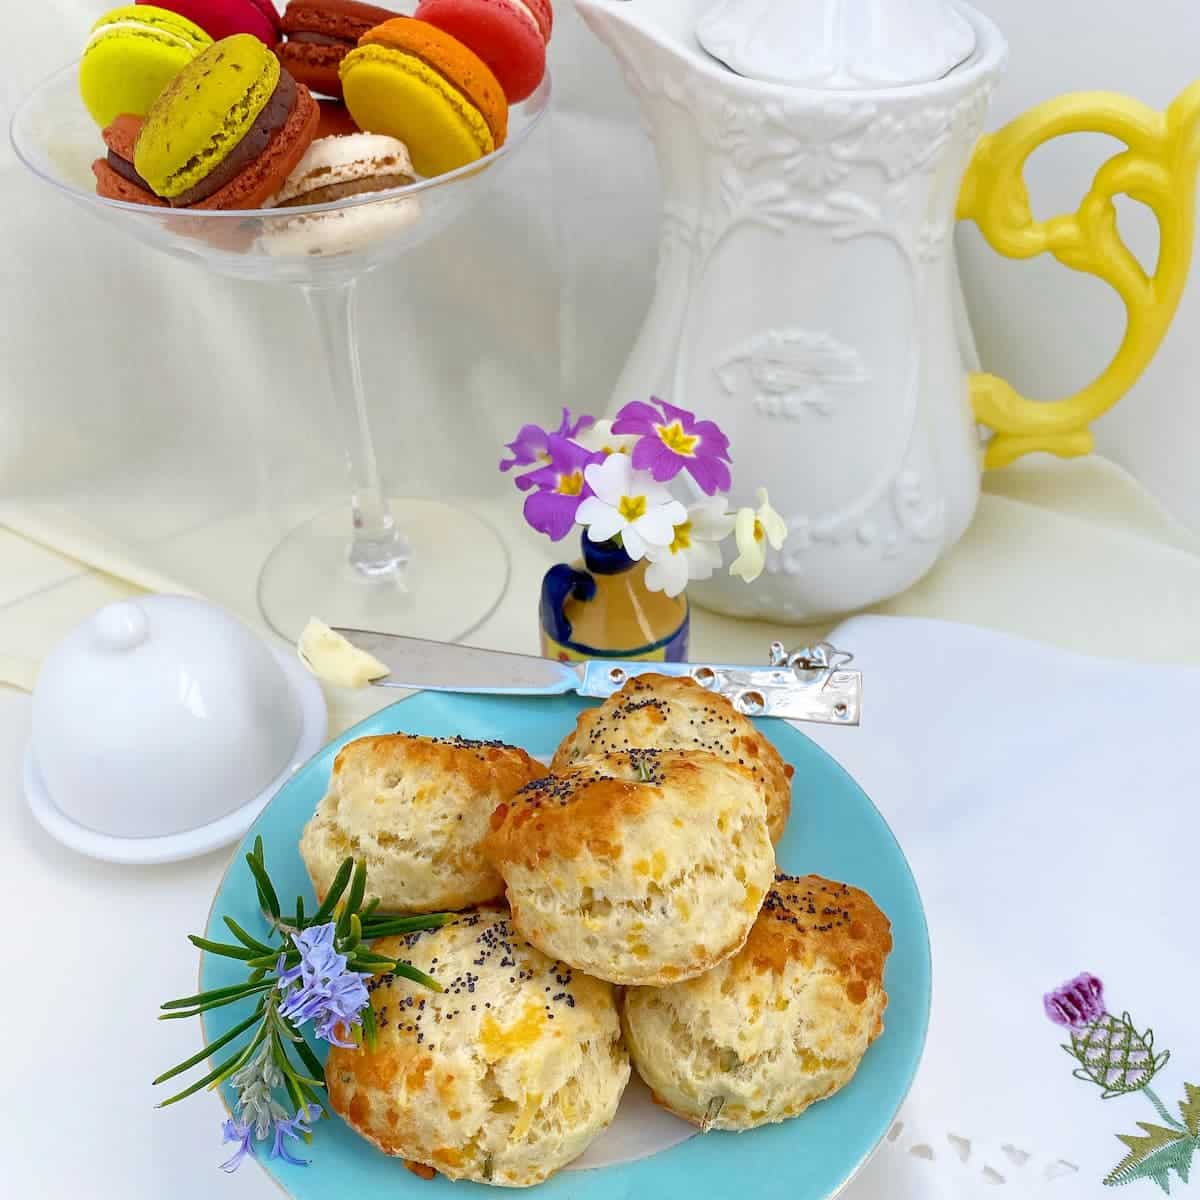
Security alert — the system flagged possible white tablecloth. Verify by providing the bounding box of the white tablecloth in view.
[3,454,1200,1196]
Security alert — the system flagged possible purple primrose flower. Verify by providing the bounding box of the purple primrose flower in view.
[499,408,594,474]
[520,435,604,541]
[1044,972,1106,1028]
[611,397,732,495]
[277,923,370,1049]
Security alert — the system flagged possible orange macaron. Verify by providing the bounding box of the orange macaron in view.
[339,18,507,177]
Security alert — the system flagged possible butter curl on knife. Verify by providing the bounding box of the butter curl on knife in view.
[297,618,390,688]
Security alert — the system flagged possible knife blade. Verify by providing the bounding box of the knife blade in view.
[331,629,861,725]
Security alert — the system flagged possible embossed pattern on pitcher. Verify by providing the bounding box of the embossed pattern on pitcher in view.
[592,4,1006,621]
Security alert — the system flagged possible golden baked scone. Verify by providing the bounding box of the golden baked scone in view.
[300,734,543,913]
[621,872,891,1130]
[484,749,775,986]
[551,674,794,843]
[326,907,630,1187]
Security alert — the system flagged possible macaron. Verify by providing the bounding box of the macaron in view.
[136,0,282,44]
[414,0,550,103]
[340,18,507,177]
[276,0,401,99]
[135,34,319,209]
[92,115,166,206]
[79,5,212,128]
[315,98,360,138]
[264,132,419,254]
[273,132,414,204]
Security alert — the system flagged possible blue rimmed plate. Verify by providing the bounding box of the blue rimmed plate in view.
[201,691,930,1199]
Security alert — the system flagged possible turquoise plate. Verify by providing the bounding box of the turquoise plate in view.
[202,692,930,1199]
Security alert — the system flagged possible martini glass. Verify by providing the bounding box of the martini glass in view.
[11,63,551,642]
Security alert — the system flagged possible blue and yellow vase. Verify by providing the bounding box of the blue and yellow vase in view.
[539,536,689,663]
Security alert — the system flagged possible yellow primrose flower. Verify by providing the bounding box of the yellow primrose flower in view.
[729,488,787,583]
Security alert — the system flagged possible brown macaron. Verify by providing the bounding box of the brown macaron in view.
[92,114,166,206]
[277,0,402,98]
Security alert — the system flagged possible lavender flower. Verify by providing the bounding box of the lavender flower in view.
[611,398,732,494]
[277,923,370,1048]
[219,1117,256,1173]
[519,435,604,541]
[499,408,594,474]
[271,1105,323,1166]
[1044,972,1106,1028]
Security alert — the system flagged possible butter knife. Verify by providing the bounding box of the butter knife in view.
[332,629,862,725]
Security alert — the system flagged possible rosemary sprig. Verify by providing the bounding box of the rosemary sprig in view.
[156,836,450,1171]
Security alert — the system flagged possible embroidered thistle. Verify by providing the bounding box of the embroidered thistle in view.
[1044,970,1199,1193]
[1045,972,1106,1029]
[1046,973,1170,1098]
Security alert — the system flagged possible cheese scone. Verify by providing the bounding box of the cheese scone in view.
[300,733,543,913]
[551,674,793,843]
[326,908,630,1187]
[484,749,775,986]
[622,873,892,1130]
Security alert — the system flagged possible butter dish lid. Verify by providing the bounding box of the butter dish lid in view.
[24,595,327,864]
[696,0,977,89]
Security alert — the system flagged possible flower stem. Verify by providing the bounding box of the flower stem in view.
[310,859,354,926]
[158,981,276,1020]
[153,1004,266,1086]
[1144,1086,1187,1131]
[157,1048,248,1108]
[293,1035,326,1085]
[161,978,274,1011]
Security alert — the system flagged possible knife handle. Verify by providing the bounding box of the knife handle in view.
[580,661,697,694]
[579,657,861,725]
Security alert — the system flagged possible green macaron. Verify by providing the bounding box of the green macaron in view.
[79,4,212,128]
[134,34,281,200]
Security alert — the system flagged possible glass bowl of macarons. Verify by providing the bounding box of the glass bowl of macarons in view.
[12,0,554,645]
[10,0,552,282]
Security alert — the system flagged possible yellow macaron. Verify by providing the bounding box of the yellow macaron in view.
[340,18,507,177]
[79,5,212,128]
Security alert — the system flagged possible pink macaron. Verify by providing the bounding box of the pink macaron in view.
[414,0,551,104]
[137,0,282,44]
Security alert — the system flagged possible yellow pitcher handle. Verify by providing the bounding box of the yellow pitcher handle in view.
[958,82,1200,469]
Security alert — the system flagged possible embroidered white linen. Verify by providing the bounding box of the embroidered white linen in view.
[804,615,1200,1198]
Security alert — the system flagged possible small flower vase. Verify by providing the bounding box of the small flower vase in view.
[539,535,689,662]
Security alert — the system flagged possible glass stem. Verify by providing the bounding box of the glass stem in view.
[302,279,410,579]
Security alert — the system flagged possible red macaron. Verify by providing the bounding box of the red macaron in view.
[415,0,551,103]
[137,0,282,44]
[276,0,402,99]
[315,98,361,138]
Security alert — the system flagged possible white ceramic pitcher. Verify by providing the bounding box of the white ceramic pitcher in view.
[576,0,1200,622]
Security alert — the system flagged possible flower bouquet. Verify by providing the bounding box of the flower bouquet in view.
[154,839,447,1172]
[500,397,786,661]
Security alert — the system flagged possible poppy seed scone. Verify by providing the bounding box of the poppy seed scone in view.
[484,749,775,985]
[300,734,543,913]
[550,674,794,843]
[326,908,630,1187]
[621,873,892,1131]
